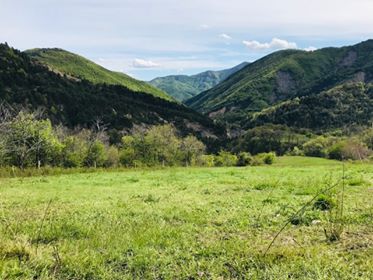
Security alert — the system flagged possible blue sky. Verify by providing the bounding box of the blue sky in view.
[1,0,373,80]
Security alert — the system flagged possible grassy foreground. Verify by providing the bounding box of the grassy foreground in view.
[0,157,372,279]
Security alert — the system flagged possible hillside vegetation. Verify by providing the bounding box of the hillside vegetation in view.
[0,44,224,142]
[251,82,373,130]
[26,48,173,101]
[149,62,248,101]
[186,40,373,129]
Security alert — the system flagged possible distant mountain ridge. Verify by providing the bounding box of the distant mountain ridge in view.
[26,48,173,101]
[186,40,373,131]
[149,62,249,101]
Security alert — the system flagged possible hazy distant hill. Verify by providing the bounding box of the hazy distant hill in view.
[26,48,173,101]
[186,40,373,130]
[149,62,249,102]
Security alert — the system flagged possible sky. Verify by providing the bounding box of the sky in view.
[1,0,373,81]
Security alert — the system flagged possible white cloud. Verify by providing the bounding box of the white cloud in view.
[132,58,160,68]
[219,33,232,40]
[304,46,317,52]
[243,38,297,51]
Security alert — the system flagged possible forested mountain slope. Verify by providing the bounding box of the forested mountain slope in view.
[149,62,248,101]
[186,40,373,129]
[0,43,224,142]
[26,48,173,101]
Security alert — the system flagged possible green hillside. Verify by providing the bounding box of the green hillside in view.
[25,48,173,101]
[0,43,224,142]
[250,82,373,130]
[186,40,373,128]
[149,62,248,101]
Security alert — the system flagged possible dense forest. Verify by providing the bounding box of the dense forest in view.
[26,48,173,101]
[0,43,225,150]
[186,40,373,130]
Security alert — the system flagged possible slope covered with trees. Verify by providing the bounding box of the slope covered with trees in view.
[149,62,248,101]
[26,48,173,101]
[0,43,225,145]
[186,40,373,128]
[250,82,373,130]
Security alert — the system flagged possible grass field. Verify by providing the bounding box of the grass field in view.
[0,157,372,279]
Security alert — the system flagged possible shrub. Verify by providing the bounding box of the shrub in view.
[361,128,373,150]
[180,135,206,166]
[256,152,276,165]
[288,146,304,156]
[236,152,253,166]
[214,151,238,167]
[200,155,215,167]
[62,136,88,168]
[105,146,120,167]
[303,136,329,157]
[2,112,63,168]
[120,136,137,167]
[313,195,335,211]
[328,139,371,160]
[84,140,107,168]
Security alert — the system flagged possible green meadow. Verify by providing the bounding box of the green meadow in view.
[0,157,372,279]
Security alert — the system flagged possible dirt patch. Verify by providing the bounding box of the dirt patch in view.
[342,231,373,252]
[184,121,218,139]
[209,107,227,118]
[276,71,295,94]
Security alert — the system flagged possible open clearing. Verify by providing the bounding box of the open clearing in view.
[0,157,372,279]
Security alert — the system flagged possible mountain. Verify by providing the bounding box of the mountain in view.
[25,48,173,101]
[186,40,373,130]
[149,62,249,102]
[0,43,225,143]
[250,82,373,130]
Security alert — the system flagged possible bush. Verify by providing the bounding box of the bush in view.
[236,152,253,166]
[256,152,276,165]
[84,140,107,168]
[180,135,206,166]
[200,155,215,167]
[328,139,371,160]
[303,136,329,158]
[215,151,238,167]
[62,136,88,168]
[105,146,120,167]
[313,195,335,211]
[1,112,63,168]
[120,136,137,167]
[287,146,304,156]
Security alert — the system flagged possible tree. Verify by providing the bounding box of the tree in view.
[84,140,107,168]
[105,146,120,167]
[303,136,330,158]
[120,135,137,167]
[180,136,206,166]
[328,139,371,160]
[145,125,181,166]
[61,135,88,167]
[0,110,62,168]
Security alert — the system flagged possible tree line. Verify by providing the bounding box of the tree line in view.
[0,106,277,169]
